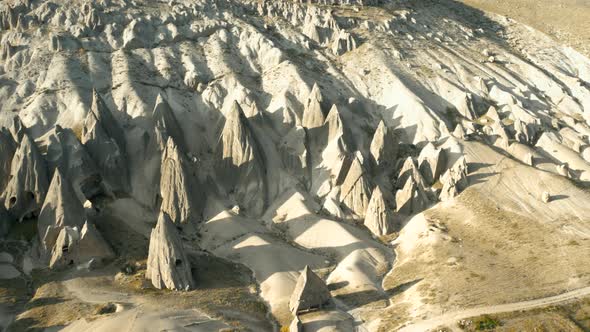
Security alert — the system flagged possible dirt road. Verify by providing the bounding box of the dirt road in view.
[398,286,590,331]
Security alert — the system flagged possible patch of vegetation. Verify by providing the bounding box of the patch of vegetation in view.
[474,315,500,330]
[94,302,117,315]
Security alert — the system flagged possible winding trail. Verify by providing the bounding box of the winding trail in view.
[399,286,590,332]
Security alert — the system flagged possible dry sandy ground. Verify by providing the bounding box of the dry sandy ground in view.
[459,0,590,57]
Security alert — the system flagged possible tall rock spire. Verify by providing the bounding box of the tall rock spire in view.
[160,137,200,224]
[370,120,398,171]
[302,83,326,129]
[3,132,49,221]
[289,265,331,313]
[46,126,102,200]
[38,170,85,256]
[146,212,194,291]
[152,93,187,152]
[82,91,129,194]
[364,185,395,236]
[0,129,16,194]
[216,101,266,215]
[339,154,372,218]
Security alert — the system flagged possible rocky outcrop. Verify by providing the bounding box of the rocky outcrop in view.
[418,143,446,185]
[302,84,326,129]
[45,126,103,200]
[38,170,86,257]
[396,157,428,191]
[279,126,309,187]
[146,212,194,291]
[216,101,266,215]
[396,176,430,215]
[370,120,398,171]
[81,90,129,194]
[324,105,346,144]
[3,132,49,221]
[364,186,395,236]
[0,130,16,193]
[152,94,187,152]
[289,265,331,314]
[339,155,372,218]
[49,221,114,269]
[332,30,357,55]
[289,315,303,332]
[160,137,200,224]
[439,156,469,201]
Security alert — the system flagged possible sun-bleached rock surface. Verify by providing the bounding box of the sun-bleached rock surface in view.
[289,265,332,313]
[146,211,194,291]
[159,137,201,225]
[37,169,85,257]
[3,132,49,221]
[0,0,590,330]
[49,221,114,269]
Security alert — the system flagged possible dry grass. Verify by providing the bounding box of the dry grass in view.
[459,0,590,57]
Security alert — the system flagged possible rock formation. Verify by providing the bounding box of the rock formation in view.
[152,94,187,152]
[3,132,49,221]
[364,186,395,236]
[45,126,103,200]
[160,137,200,224]
[302,84,326,129]
[49,221,114,269]
[38,170,86,257]
[439,156,469,202]
[216,101,266,215]
[0,129,16,193]
[339,155,372,218]
[541,191,551,203]
[289,315,303,332]
[289,265,331,313]
[146,212,194,291]
[396,157,428,192]
[396,176,430,215]
[370,120,398,172]
[418,142,446,185]
[324,104,346,144]
[81,91,129,194]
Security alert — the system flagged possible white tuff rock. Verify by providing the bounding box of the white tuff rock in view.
[289,265,331,313]
[146,212,194,291]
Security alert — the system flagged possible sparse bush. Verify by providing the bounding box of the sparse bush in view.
[475,315,499,330]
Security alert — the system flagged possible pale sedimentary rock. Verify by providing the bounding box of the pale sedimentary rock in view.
[0,129,16,193]
[418,142,446,185]
[339,155,372,218]
[152,93,187,152]
[289,265,331,313]
[146,212,194,291]
[439,156,469,202]
[364,185,395,236]
[3,132,49,221]
[81,90,129,194]
[160,137,201,224]
[396,176,429,215]
[216,101,266,215]
[289,315,303,332]
[49,221,114,269]
[302,83,326,129]
[370,120,398,172]
[45,125,103,200]
[38,170,86,257]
